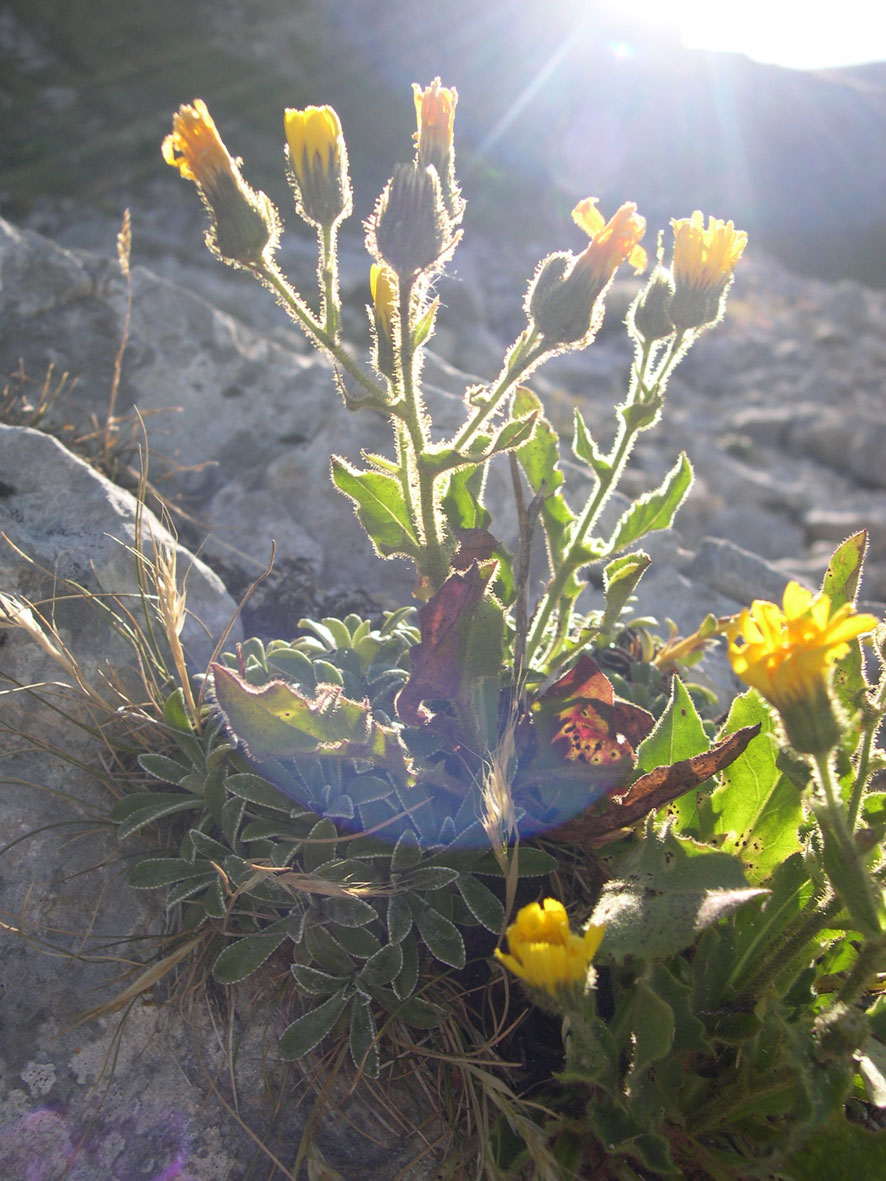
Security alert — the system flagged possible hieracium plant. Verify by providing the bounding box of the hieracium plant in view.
[58,79,883,1175]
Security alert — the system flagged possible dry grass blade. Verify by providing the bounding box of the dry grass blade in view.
[69,936,205,1027]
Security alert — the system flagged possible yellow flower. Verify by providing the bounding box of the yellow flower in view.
[727,581,877,753]
[670,211,747,329]
[672,211,747,290]
[162,99,239,195]
[284,105,351,227]
[413,77,457,168]
[495,898,605,996]
[573,198,648,278]
[162,99,279,268]
[370,264,397,335]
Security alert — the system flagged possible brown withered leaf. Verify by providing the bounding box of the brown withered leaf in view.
[527,654,654,771]
[547,722,761,846]
[451,527,498,570]
[395,562,503,732]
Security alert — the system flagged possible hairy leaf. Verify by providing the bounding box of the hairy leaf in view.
[607,452,693,553]
[212,663,413,779]
[330,458,419,559]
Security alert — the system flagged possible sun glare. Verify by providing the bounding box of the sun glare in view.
[602,0,886,71]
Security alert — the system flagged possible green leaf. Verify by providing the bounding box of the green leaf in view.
[330,457,419,559]
[163,686,194,732]
[278,990,348,1059]
[359,941,403,987]
[129,857,214,889]
[401,865,460,891]
[390,828,422,876]
[440,458,491,532]
[822,533,871,730]
[725,852,816,997]
[514,387,576,578]
[703,691,803,883]
[387,893,413,944]
[630,979,675,1076]
[456,874,505,932]
[591,824,765,960]
[302,817,338,875]
[330,924,382,959]
[321,893,378,928]
[212,664,413,779]
[784,1110,886,1179]
[212,931,286,984]
[113,794,203,841]
[137,753,191,785]
[349,998,380,1077]
[411,900,466,968]
[601,551,651,633]
[290,963,349,996]
[607,452,693,553]
[821,530,868,609]
[223,772,294,810]
[636,676,711,834]
[572,407,611,476]
[305,921,355,976]
[392,934,420,1000]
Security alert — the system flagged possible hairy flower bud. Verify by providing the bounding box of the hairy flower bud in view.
[284,105,352,228]
[369,162,455,278]
[162,99,279,268]
[527,200,646,347]
[369,263,398,379]
[630,267,676,343]
[413,77,463,222]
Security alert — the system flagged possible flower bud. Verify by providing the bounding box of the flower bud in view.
[369,263,398,379]
[670,211,747,331]
[162,99,279,269]
[527,200,646,348]
[413,77,463,222]
[630,267,676,343]
[284,105,352,228]
[369,162,455,278]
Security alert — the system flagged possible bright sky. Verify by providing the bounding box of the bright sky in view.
[618,0,886,70]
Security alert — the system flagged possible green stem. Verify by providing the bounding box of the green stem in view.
[452,328,545,451]
[688,1073,798,1137]
[734,892,841,1002]
[848,666,886,830]
[523,334,686,671]
[397,276,448,589]
[836,933,886,1006]
[319,223,339,339]
[523,401,641,671]
[257,262,387,405]
[813,750,884,939]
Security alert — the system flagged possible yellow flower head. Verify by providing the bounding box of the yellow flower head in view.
[573,198,648,278]
[370,263,397,335]
[671,211,747,292]
[162,99,238,195]
[413,77,457,167]
[727,581,877,753]
[162,99,279,268]
[284,105,350,227]
[285,105,343,181]
[494,898,605,997]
